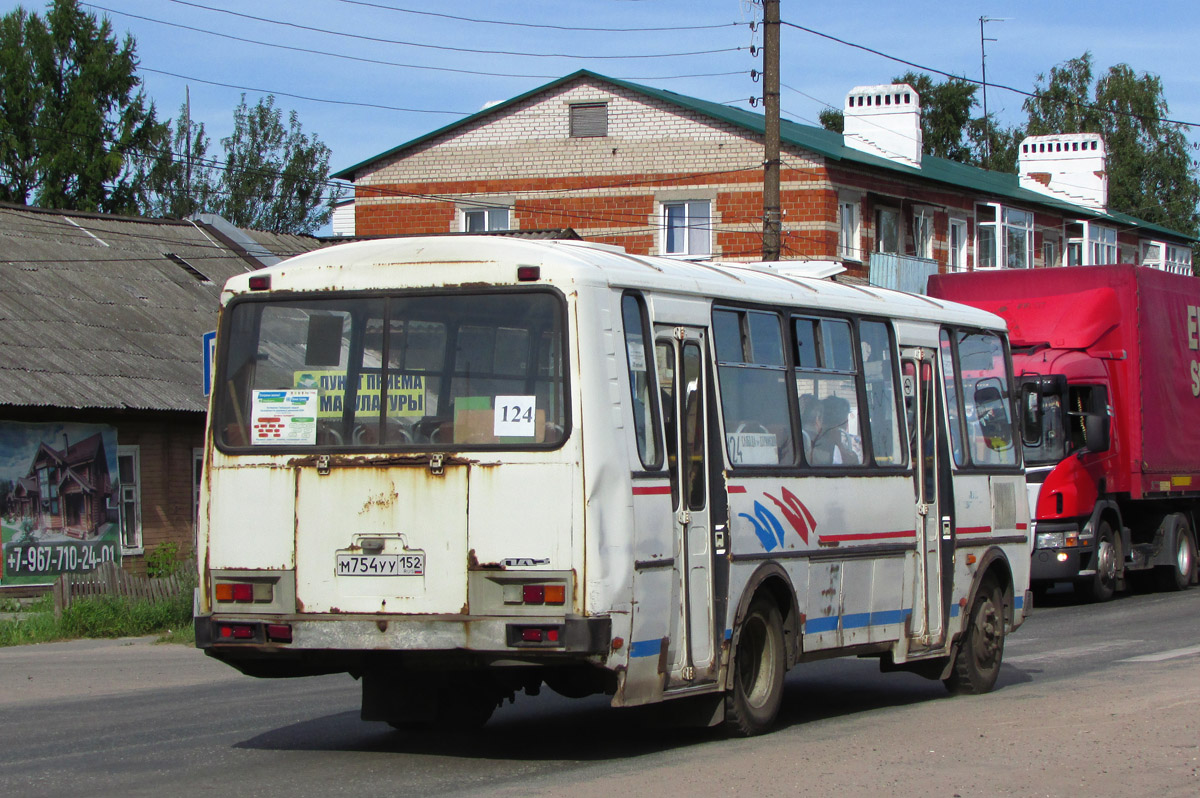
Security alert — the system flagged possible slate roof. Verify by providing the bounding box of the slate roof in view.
[0,202,330,413]
[334,69,1193,242]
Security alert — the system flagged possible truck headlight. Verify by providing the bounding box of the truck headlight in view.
[1036,532,1065,550]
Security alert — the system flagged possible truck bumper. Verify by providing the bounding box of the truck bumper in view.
[1031,547,1087,581]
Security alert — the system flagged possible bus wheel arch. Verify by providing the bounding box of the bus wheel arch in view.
[726,562,801,683]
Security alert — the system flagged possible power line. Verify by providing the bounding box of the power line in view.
[781,18,1200,130]
[330,0,746,33]
[154,0,744,60]
[89,4,748,84]
[141,67,468,115]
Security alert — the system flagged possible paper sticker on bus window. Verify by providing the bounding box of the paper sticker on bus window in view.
[627,341,647,372]
[294,371,426,417]
[251,390,318,445]
[494,396,537,437]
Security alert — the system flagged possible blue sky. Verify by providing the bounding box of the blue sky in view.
[6,1,1199,201]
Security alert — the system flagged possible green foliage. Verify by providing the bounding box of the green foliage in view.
[216,94,341,233]
[137,100,217,220]
[0,0,164,213]
[139,93,341,233]
[0,583,193,647]
[145,541,191,579]
[893,72,977,163]
[1024,52,1200,238]
[818,107,843,134]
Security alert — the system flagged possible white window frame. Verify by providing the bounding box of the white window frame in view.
[912,207,934,259]
[461,206,510,233]
[948,218,968,272]
[1087,223,1118,265]
[975,202,1034,269]
[117,445,143,555]
[192,447,204,533]
[660,199,711,257]
[838,197,861,262]
[1143,239,1193,275]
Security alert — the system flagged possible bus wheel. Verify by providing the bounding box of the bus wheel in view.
[1157,516,1194,592]
[1083,522,1119,602]
[725,597,785,736]
[944,580,1004,695]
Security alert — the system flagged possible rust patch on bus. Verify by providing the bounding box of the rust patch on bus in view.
[467,549,503,571]
[286,453,475,469]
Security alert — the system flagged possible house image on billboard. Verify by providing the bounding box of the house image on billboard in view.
[12,433,113,541]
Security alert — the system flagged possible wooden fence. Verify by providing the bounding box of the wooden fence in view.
[52,562,185,618]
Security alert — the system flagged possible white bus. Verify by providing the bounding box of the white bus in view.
[196,236,1031,735]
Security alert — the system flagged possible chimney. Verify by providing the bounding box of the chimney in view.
[843,84,923,168]
[1018,133,1107,210]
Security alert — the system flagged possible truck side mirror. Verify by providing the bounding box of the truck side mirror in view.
[1083,412,1110,453]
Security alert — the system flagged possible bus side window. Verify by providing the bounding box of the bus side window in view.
[622,294,662,469]
[657,341,679,507]
[793,317,863,467]
[713,308,794,466]
[860,320,905,466]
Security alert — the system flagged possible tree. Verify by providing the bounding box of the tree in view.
[1024,52,1200,236]
[138,100,218,220]
[0,0,163,213]
[216,95,339,234]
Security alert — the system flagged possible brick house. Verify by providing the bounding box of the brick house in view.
[0,204,328,586]
[333,70,1194,288]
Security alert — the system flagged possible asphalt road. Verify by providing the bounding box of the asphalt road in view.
[2,587,1198,798]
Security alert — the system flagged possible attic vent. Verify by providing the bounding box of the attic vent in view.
[165,252,211,284]
[569,102,608,138]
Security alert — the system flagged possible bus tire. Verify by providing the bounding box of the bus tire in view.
[725,597,785,736]
[1157,516,1194,592]
[944,579,1004,695]
[1082,522,1119,602]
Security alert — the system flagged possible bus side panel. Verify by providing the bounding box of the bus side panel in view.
[726,476,916,654]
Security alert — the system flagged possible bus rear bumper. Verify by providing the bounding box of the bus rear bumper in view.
[195,613,613,676]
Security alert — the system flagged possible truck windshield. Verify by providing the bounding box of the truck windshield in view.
[1022,392,1067,465]
[215,290,567,451]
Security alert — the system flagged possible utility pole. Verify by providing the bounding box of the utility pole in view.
[979,16,1003,169]
[762,0,781,261]
[185,85,193,215]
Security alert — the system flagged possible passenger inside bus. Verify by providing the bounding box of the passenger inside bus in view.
[809,396,860,466]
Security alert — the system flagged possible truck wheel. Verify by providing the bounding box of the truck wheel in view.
[1157,516,1194,592]
[1083,522,1119,602]
[944,580,1004,695]
[725,597,785,736]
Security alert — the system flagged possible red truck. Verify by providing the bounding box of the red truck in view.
[929,264,1200,600]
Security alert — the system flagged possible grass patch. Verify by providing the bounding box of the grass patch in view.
[0,584,193,647]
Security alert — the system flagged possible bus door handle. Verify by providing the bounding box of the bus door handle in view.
[676,509,691,525]
[941,517,953,540]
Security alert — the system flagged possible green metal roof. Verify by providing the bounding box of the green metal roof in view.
[334,69,1194,242]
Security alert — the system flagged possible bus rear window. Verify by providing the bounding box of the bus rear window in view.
[215,291,567,450]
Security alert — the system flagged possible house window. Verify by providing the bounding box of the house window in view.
[1143,240,1193,275]
[976,203,1033,269]
[463,207,509,232]
[1089,225,1117,264]
[875,208,899,254]
[912,209,934,259]
[37,466,59,515]
[662,200,710,257]
[569,102,608,138]
[1043,238,1059,268]
[949,219,968,272]
[117,446,142,553]
[1004,209,1033,269]
[838,200,861,261]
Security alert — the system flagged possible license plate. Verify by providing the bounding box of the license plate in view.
[336,553,424,576]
